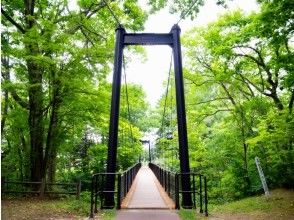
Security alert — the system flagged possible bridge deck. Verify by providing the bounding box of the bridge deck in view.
[117,166,179,220]
[121,166,175,209]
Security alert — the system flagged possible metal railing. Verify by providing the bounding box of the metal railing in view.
[120,163,141,201]
[90,162,141,218]
[1,178,81,199]
[149,163,208,216]
[148,163,177,203]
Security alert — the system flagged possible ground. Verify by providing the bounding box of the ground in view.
[2,189,294,220]
[1,196,114,220]
[2,198,83,220]
[179,188,294,220]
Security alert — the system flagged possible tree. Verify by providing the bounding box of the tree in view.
[179,0,293,200]
[1,0,147,188]
[148,0,227,19]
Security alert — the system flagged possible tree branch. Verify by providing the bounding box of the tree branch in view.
[185,77,215,87]
[81,24,107,41]
[236,86,253,100]
[196,109,233,124]
[2,55,29,109]
[187,97,230,106]
[80,28,95,46]
[10,90,29,110]
[85,2,107,18]
[234,46,276,88]
[1,8,26,34]
[219,83,237,106]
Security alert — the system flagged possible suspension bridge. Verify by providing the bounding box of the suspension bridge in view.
[87,1,209,219]
[90,163,207,219]
[88,22,208,219]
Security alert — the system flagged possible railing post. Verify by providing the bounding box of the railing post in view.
[168,172,171,196]
[160,168,163,185]
[129,170,131,190]
[90,176,94,218]
[76,179,81,199]
[204,176,208,216]
[192,174,196,209]
[1,177,5,193]
[122,173,125,198]
[175,173,180,209]
[124,173,127,197]
[163,170,165,190]
[199,175,203,213]
[165,171,167,191]
[126,171,128,192]
[94,176,98,213]
[117,174,121,209]
[127,170,130,191]
[39,178,45,197]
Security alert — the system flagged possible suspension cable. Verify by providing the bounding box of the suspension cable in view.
[170,75,174,169]
[177,0,199,24]
[159,53,173,138]
[121,74,126,154]
[169,73,173,131]
[102,0,122,26]
[122,55,134,142]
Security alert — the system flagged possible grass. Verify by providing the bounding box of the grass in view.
[2,189,293,219]
[1,194,116,220]
[178,188,294,220]
[211,188,294,218]
[97,210,116,220]
[178,209,204,220]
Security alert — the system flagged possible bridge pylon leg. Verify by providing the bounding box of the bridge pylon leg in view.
[104,25,125,208]
[171,24,192,208]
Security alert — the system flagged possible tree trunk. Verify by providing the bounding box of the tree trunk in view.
[22,0,46,185]
[26,40,44,184]
[1,55,10,135]
[47,154,57,183]
[27,53,44,183]
[272,92,284,110]
[240,108,251,194]
[44,72,62,184]
[17,133,28,181]
[46,112,59,184]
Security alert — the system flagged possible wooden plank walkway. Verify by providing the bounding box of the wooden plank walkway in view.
[117,166,179,220]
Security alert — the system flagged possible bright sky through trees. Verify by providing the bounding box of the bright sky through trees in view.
[126,0,258,107]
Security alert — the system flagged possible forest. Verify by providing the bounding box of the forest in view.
[1,0,293,206]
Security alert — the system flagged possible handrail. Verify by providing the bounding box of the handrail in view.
[89,162,141,218]
[148,162,208,216]
[148,163,177,203]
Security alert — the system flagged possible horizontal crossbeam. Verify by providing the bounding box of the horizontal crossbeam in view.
[124,33,173,46]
